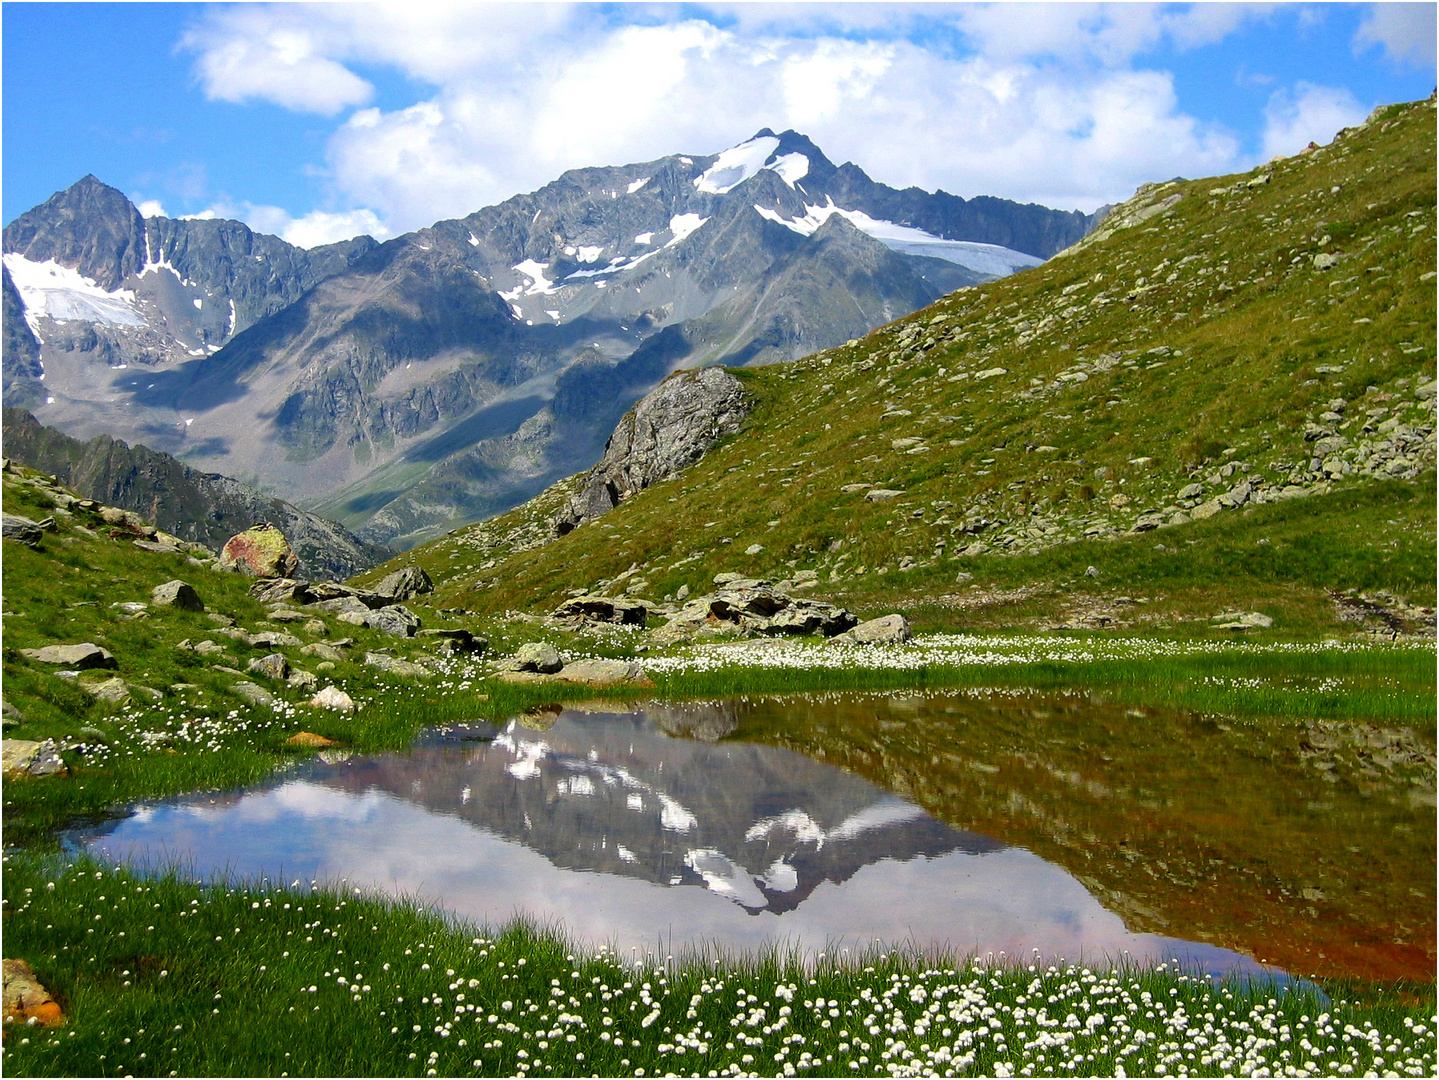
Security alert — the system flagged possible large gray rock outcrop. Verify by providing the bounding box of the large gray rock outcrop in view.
[554,367,750,535]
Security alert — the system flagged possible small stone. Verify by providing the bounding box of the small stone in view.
[955,572,974,584]
[309,686,357,713]
[363,652,432,678]
[151,579,204,612]
[300,642,346,664]
[286,670,319,691]
[864,489,905,502]
[744,543,764,555]
[231,682,275,706]
[1177,483,1204,500]
[1312,252,1340,271]
[247,653,291,680]
[19,643,118,670]
[248,630,302,649]
[1085,566,1099,577]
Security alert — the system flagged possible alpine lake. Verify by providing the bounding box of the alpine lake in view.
[73,687,1435,987]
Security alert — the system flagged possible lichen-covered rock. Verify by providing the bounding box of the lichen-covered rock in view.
[554,367,750,535]
[2,739,67,778]
[3,958,64,1026]
[374,566,433,602]
[219,523,299,579]
[151,579,204,612]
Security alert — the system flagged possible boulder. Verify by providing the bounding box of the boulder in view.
[363,652,432,678]
[845,614,913,644]
[1,739,66,778]
[2,958,64,1027]
[416,629,487,655]
[309,686,357,713]
[248,578,310,605]
[509,642,563,674]
[311,595,374,618]
[287,670,319,691]
[19,643,117,670]
[365,604,421,638]
[555,658,653,686]
[654,582,856,642]
[2,514,43,547]
[552,595,650,626]
[1212,611,1274,630]
[151,579,204,612]
[374,566,433,602]
[218,524,299,579]
[89,678,132,705]
[248,653,291,680]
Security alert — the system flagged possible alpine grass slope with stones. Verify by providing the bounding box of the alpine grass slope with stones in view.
[378,95,1437,640]
[3,132,1098,552]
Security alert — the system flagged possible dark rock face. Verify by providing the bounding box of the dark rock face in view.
[2,267,43,402]
[555,367,750,534]
[1,408,385,580]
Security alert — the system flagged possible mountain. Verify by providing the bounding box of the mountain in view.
[366,96,1436,632]
[0,407,387,579]
[3,134,1102,549]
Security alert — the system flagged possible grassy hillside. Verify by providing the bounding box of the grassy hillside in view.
[365,96,1436,636]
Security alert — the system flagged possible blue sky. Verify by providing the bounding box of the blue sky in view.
[5,3,1435,245]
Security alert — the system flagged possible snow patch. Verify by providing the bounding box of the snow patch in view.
[684,848,767,909]
[634,232,654,245]
[664,213,709,248]
[657,792,697,833]
[576,246,603,263]
[3,253,146,331]
[768,152,809,186]
[694,135,780,194]
[753,198,1042,276]
[192,297,203,310]
[468,232,480,247]
[626,177,650,194]
[498,259,559,300]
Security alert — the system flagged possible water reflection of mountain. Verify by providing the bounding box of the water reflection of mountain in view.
[316,707,1000,914]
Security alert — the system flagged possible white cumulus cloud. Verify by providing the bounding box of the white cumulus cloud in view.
[177,3,1286,233]
[1354,2,1438,67]
[1261,82,1370,159]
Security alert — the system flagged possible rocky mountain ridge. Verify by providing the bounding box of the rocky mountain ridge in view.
[369,96,1436,634]
[3,135,1102,549]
